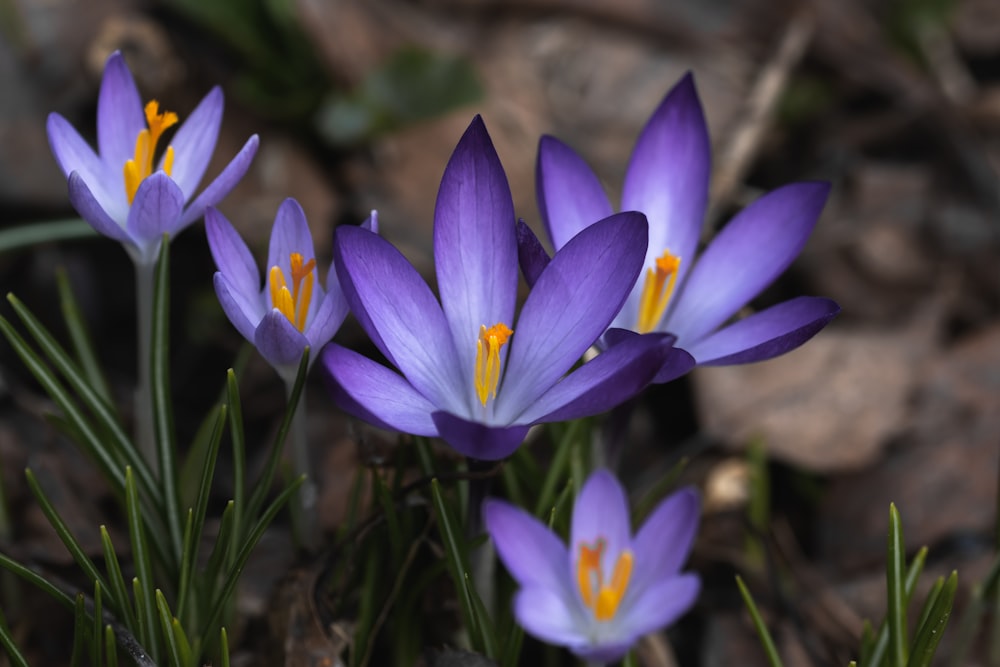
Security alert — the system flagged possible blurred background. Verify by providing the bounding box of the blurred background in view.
[1,0,999,664]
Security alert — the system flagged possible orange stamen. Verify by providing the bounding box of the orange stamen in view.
[269,252,318,332]
[474,323,513,406]
[123,100,179,204]
[635,250,681,333]
[576,539,634,622]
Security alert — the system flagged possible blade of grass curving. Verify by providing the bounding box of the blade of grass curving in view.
[71,593,88,667]
[735,575,783,667]
[176,510,196,624]
[24,469,113,597]
[0,607,28,667]
[465,571,499,658]
[226,370,246,555]
[100,526,138,635]
[887,504,907,667]
[126,467,160,664]
[429,478,481,650]
[244,349,309,534]
[414,436,435,476]
[533,419,580,517]
[55,268,113,406]
[199,478,303,641]
[0,218,96,252]
[911,577,945,643]
[4,297,162,510]
[220,627,231,667]
[0,551,74,609]
[155,590,183,667]
[150,240,184,563]
[547,479,573,532]
[907,571,956,667]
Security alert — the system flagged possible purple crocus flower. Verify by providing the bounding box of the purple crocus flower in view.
[484,469,700,662]
[47,51,258,265]
[533,73,839,377]
[206,199,364,380]
[321,116,678,460]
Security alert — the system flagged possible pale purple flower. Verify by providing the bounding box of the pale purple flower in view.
[532,73,839,380]
[206,199,367,380]
[47,51,258,265]
[321,116,683,460]
[484,469,700,662]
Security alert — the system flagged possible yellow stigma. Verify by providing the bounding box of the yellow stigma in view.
[123,100,179,204]
[474,323,513,406]
[635,250,681,334]
[268,252,317,332]
[576,539,633,622]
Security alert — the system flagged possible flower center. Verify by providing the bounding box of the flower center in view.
[635,250,681,334]
[474,323,513,406]
[576,538,633,622]
[123,101,179,205]
[269,252,316,332]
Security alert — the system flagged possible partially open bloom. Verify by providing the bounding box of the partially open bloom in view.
[322,116,680,460]
[47,51,258,265]
[484,470,700,662]
[206,198,364,380]
[533,73,839,378]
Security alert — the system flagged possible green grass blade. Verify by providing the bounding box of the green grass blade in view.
[464,570,499,658]
[104,625,119,667]
[533,419,580,517]
[868,547,927,667]
[907,572,957,667]
[219,627,231,667]
[887,504,908,667]
[24,469,112,598]
[371,468,403,564]
[155,590,183,667]
[226,370,246,552]
[0,218,96,253]
[71,593,88,667]
[92,581,103,667]
[126,467,160,664]
[429,478,481,650]
[202,501,236,605]
[0,551,74,609]
[100,526,138,635]
[55,268,113,406]
[151,240,184,563]
[911,577,944,644]
[0,606,28,667]
[735,575,783,667]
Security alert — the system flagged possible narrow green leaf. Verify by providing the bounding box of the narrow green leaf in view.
[0,218,96,253]
[735,575,783,667]
[0,551,75,609]
[92,581,103,667]
[55,268,113,406]
[500,621,524,667]
[71,593,88,667]
[176,509,196,625]
[226,370,246,553]
[887,504,908,667]
[911,577,945,644]
[533,419,580,517]
[371,468,403,564]
[859,619,876,666]
[219,627,231,667]
[352,543,380,667]
[464,571,499,658]
[336,466,366,543]
[429,479,480,649]
[100,526,138,634]
[126,467,159,664]
[151,239,185,563]
[202,501,236,601]
[104,625,119,667]
[24,469,112,597]
[907,572,957,667]
[868,547,927,667]
[132,578,150,651]
[0,614,28,667]
[156,590,183,667]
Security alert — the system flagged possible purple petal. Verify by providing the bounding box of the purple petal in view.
[431,411,530,460]
[48,114,126,222]
[571,640,635,664]
[125,172,185,244]
[570,470,632,588]
[690,296,840,365]
[266,198,316,297]
[304,291,348,352]
[433,116,517,393]
[334,225,464,415]
[621,73,710,290]
[616,574,700,640]
[178,134,259,229]
[361,209,379,234]
[652,345,697,383]
[518,334,672,424]
[515,219,550,288]
[483,499,572,593]
[496,212,647,420]
[167,86,223,201]
[213,272,261,343]
[96,51,145,172]
[536,135,613,250]
[205,207,260,299]
[630,487,700,591]
[254,309,309,368]
[321,343,438,436]
[513,588,588,647]
[67,172,130,243]
[667,181,831,344]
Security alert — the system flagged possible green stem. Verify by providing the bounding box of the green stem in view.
[284,380,318,551]
[135,259,157,475]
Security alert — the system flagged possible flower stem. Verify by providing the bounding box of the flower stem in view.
[134,259,157,475]
[284,380,319,551]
